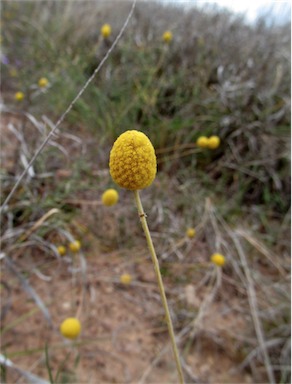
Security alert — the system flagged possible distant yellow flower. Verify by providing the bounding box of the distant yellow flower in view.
[211,253,226,267]
[38,77,49,88]
[102,188,119,206]
[109,130,157,191]
[186,228,196,239]
[101,23,112,38]
[120,273,132,285]
[162,30,173,43]
[69,240,81,253]
[60,318,81,339]
[196,136,209,148]
[14,91,24,101]
[57,245,66,256]
[9,68,18,77]
[207,136,220,149]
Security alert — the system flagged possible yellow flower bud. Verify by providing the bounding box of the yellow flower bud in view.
[207,136,220,149]
[38,77,49,88]
[186,228,196,239]
[60,318,81,339]
[211,253,226,267]
[101,23,111,38]
[120,273,132,285]
[14,91,24,101]
[196,136,209,148]
[69,240,81,253]
[109,130,157,191]
[162,30,173,43]
[57,245,66,256]
[102,188,119,206]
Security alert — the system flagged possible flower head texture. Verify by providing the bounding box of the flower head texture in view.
[69,240,81,253]
[207,136,220,149]
[211,253,226,267]
[101,23,112,38]
[60,318,81,339]
[102,188,119,206]
[120,273,132,285]
[162,30,173,43]
[57,245,66,256]
[186,227,196,239]
[14,91,24,101]
[196,136,209,148]
[109,130,157,191]
[38,77,49,88]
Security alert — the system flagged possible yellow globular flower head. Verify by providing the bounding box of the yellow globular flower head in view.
[9,68,18,77]
[60,318,81,339]
[101,23,112,38]
[196,136,209,148]
[14,91,24,101]
[120,273,132,285]
[57,245,66,256]
[162,30,173,43]
[69,240,81,253]
[102,188,119,206]
[186,227,196,239]
[109,130,157,191]
[211,253,226,267]
[38,77,49,88]
[207,135,220,149]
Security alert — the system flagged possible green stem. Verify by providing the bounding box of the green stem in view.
[134,190,184,384]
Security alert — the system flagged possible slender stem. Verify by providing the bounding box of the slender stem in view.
[134,190,184,384]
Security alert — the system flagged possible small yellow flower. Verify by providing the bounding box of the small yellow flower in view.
[38,77,49,88]
[109,130,157,191]
[120,273,132,285]
[101,23,112,38]
[207,136,220,149]
[102,188,119,206]
[196,136,209,148]
[162,30,173,43]
[69,240,81,253]
[211,253,226,267]
[186,228,196,239]
[60,317,81,339]
[9,68,18,77]
[14,91,24,101]
[57,245,66,256]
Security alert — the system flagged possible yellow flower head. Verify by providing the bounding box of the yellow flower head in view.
[196,136,209,148]
[211,253,226,267]
[162,30,173,43]
[14,91,24,101]
[60,317,81,339]
[101,23,112,38]
[102,188,119,206]
[186,227,196,239]
[69,240,81,253]
[38,77,49,88]
[9,68,18,77]
[120,273,132,285]
[207,136,220,149]
[57,245,66,256]
[109,130,157,191]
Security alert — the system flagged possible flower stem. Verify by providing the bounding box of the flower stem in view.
[134,190,184,384]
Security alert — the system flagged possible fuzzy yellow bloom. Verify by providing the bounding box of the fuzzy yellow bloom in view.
[57,245,66,256]
[186,228,196,239]
[14,91,24,101]
[120,273,132,285]
[60,318,81,339]
[207,136,220,149]
[109,130,157,191]
[69,240,81,253]
[38,77,49,88]
[9,68,18,77]
[162,30,173,43]
[211,253,226,267]
[101,23,112,38]
[102,188,119,206]
[196,136,209,148]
